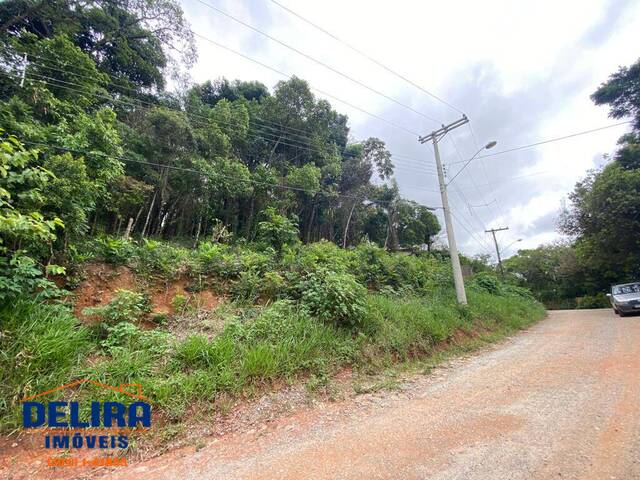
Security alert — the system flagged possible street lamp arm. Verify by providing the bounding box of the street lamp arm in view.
[446,141,497,186]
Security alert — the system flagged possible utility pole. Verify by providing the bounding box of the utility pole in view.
[419,115,469,305]
[485,226,509,276]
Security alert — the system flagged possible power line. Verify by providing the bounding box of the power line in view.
[20,140,435,208]
[16,53,364,148]
[193,0,441,124]
[267,0,464,116]
[448,121,633,165]
[16,60,358,153]
[2,43,423,143]
[191,32,422,137]
[449,209,495,257]
[10,70,429,172]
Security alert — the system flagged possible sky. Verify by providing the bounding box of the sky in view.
[180,0,640,260]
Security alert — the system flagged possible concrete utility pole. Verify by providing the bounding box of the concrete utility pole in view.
[419,115,469,305]
[485,226,509,276]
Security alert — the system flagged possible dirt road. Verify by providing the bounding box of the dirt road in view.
[113,309,640,480]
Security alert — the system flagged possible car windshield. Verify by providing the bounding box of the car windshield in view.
[613,283,640,295]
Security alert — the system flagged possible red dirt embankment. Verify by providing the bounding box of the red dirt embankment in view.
[72,262,220,320]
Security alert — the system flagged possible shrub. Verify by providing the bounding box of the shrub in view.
[0,251,63,302]
[133,239,189,279]
[284,240,351,274]
[256,207,299,252]
[299,270,369,327]
[100,321,139,351]
[82,289,150,324]
[94,236,135,265]
[195,242,242,277]
[262,271,285,299]
[350,241,390,288]
[576,293,609,309]
[231,270,262,303]
[469,272,501,295]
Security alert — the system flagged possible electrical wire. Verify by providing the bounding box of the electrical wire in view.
[267,0,464,116]
[19,139,436,208]
[449,209,495,257]
[194,0,441,124]
[9,70,431,172]
[447,121,634,165]
[191,32,422,137]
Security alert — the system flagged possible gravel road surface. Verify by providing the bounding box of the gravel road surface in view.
[113,309,640,480]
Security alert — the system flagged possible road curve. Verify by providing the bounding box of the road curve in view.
[115,309,640,480]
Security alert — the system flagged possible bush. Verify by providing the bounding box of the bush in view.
[0,251,63,302]
[82,289,150,324]
[94,236,135,265]
[256,207,299,252]
[284,240,351,275]
[194,242,242,278]
[132,239,189,279]
[299,270,369,327]
[230,269,262,303]
[469,272,501,295]
[576,293,609,309]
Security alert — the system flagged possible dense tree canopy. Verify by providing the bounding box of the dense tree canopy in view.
[0,0,440,293]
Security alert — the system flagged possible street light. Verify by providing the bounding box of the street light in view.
[505,238,523,252]
[446,140,497,186]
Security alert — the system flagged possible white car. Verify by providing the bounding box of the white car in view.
[607,282,640,316]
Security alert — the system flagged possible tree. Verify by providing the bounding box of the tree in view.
[396,200,440,250]
[0,130,64,299]
[558,58,640,289]
[504,243,583,303]
[0,0,196,92]
[559,164,640,287]
[591,57,640,130]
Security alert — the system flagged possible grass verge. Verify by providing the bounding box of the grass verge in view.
[0,288,544,432]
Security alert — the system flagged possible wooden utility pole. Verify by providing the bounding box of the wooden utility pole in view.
[485,226,509,276]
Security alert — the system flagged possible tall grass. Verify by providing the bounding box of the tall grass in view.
[0,286,545,431]
[0,299,89,430]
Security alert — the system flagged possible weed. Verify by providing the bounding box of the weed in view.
[82,289,150,324]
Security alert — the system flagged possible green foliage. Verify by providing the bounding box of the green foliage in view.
[0,251,62,301]
[0,131,66,300]
[575,293,609,309]
[365,295,462,358]
[94,236,135,265]
[133,239,189,279]
[0,298,89,430]
[299,270,369,327]
[560,163,640,288]
[256,208,300,251]
[231,269,262,303]
[82,289,150,324]
[469,272,501,295]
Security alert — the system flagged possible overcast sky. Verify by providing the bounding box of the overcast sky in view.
[180,0,639,259]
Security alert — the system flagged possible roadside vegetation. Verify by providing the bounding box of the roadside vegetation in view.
[0,235,544,431]
[0,0,548,443]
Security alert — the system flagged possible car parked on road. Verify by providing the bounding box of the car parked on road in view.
[607,282,640,316]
